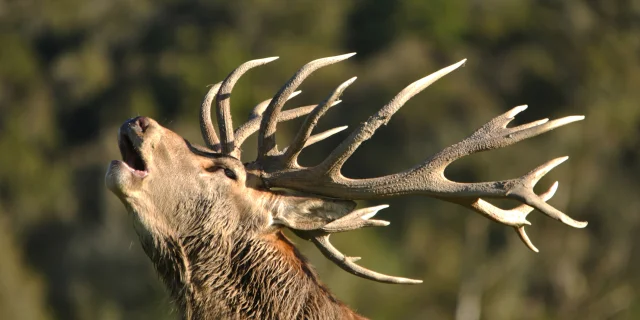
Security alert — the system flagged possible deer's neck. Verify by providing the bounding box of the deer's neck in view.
[148,230,364,320]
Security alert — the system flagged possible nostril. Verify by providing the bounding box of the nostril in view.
[135,117,151,132]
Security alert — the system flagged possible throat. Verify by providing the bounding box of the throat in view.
[150,231,363,319]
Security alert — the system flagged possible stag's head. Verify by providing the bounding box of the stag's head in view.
[106,54,587,286]
[106,116,268,240]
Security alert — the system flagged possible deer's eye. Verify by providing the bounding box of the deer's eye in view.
[204,166,237,180]
[223,168,237,180]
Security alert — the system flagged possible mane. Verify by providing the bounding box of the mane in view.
[138,223,364,319]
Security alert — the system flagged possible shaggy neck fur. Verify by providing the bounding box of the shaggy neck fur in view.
[141,228,365,320]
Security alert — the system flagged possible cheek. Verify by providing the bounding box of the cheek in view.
[172,181,233,231]
[132,174,202,230]
[136,169,251,235]
[226,189,274,231]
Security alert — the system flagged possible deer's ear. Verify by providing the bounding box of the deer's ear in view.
[270,191,356,231]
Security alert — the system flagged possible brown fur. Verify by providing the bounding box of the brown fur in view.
[106,117,366,319]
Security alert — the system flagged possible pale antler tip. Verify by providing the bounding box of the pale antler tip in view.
[287,90,302,100]
[360,204,389,220]
[448,59,468,71]
[545,156,569,170]
[322,52,357,62]
[565,218,588,229]
[530,157,569,184]
[331,100,342,107]
[313,125,349,140]
[507,105,528,118]
[334,77,357,94]
[543,181,559,201]
[554,115,585,127]
[516,226,539,253]
[566,115,585,121]
[536,118,550,125]
[261,56,280,62]
[537,157,568,174]
[411,60,467,90]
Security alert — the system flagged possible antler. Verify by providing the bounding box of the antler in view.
[293,204,423,284]
[198,55,586,284]
[251,57,586,282]
[198,56,350,158]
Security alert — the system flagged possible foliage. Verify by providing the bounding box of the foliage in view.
[0,0,639,319]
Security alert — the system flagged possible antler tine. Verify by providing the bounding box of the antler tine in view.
[319,59,467,175]
[463,181,558,252]
[312,235,423,284]
[232,101,343,158]
[505,157,587,228]
[320,205,391,232]
[302,126,349,149]
[250,91,302,120]
[446,156,584,230]
[216,57,279,154]
[258,53,357,160]
[286,204,419,284]
[281,126,348,153]
[200,82,222,151]
[281,203,419,284]
[518,181,558,252]
[282,77,357,168]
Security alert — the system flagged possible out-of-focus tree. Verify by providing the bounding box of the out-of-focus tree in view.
[0,0,638,319]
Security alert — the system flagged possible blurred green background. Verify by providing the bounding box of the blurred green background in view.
[1,0,639,319]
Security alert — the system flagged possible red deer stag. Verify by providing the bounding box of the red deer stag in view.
[106,54,586,319]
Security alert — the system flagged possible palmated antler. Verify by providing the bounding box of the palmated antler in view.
[198,54,586,284]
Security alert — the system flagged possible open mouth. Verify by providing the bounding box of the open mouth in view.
[118,132,148,178]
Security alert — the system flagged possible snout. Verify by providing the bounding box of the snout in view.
[107,116,162,196]
[119,116,154,141]
[118,116,161,173]
[107,116,194,199]
[118,116,164,158]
